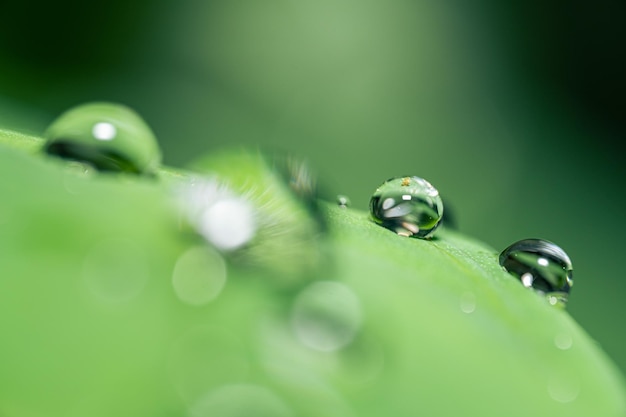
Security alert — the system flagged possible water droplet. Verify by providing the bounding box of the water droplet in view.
[460,292,476,314]
[188,150,327,288]
[82,239,149,302]
[547,374,580,403]
[190,384,293,417]
[172,246,227,306]
[291,281,362,352]
[178,178,257,251]
[369,176,444,238]
[499,239,573,305]
[336,195,351,208]
[554,333,573,350]
[44,102,161,175]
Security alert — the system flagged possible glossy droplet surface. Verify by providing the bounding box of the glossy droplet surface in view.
[369,176,444,238]
[499,239,573,305]
[44,102,161,175]
[336,195,351,208]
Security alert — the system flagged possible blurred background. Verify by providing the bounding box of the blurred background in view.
[1,0,624,371]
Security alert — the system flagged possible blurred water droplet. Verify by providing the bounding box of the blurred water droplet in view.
[172,246,227,306]
[336,195,351,208]
[199,198,256,251]
[547,374,580,403]
[369,176,444,238]
[44,102,161,175]
[554,333,573,350]
[499,239,573,305]
[291,281,362,352]
[178,178,257,251]
[82,239,149,302]
[190,384,293,417]
[460,292,476,314]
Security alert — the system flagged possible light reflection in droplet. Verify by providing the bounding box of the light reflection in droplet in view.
[190,384,293,417]
[172,246,227,306]
[460,292,476,314]
[554,333,573,350]
[92,122,117,141]
[291,281,362,352]
[521,272,534,288]
[82,239,150,302]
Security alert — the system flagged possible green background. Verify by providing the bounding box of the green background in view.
[1,0,625,373]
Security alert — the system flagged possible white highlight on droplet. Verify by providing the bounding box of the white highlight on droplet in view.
[172,246,227,306]
[382,197,395,210]
[92,122,117,141]
[537,257,549,267]
[521,272,534,288]
[554,333,573,350]
[460,292,476,314]
[402,194,411,201]
[199,198,256,251]
[291,281,362,352]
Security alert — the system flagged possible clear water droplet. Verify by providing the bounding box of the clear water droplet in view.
[172,246,227,306]
[44,102,162,175]
[336,194,351,208]
[460,292,476,314]
[554,333,573,350]
[190,384,293,417]
[369,176,444,238]
[547,374,580,403]
[499,239,573,305]
[291,281,362,352]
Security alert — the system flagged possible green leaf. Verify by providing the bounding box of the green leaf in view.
[0,130,624,417]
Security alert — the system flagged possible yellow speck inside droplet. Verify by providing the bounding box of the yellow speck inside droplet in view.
[401,177,410,186]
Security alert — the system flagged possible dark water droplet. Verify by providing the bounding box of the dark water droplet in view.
[43,102,161,176]
[369,176,444,238]
[336,194,350,208]
[499,239,573,305]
